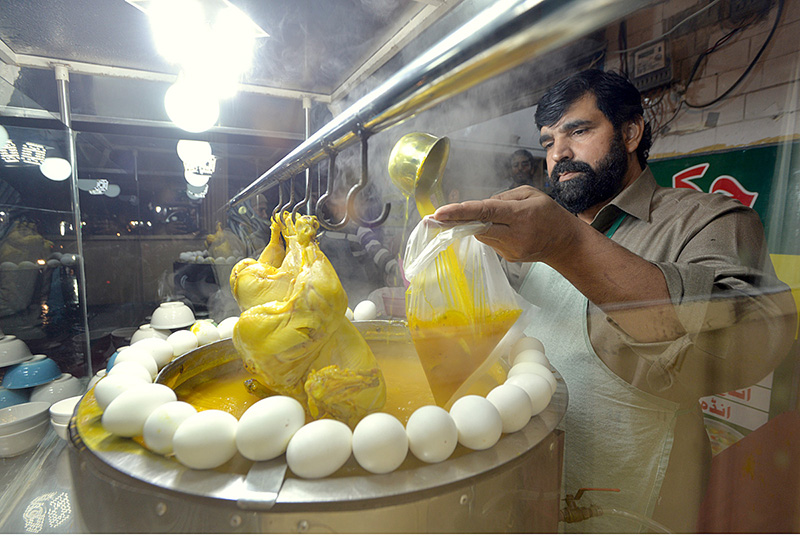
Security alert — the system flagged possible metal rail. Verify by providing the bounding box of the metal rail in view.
[227,0,650,214]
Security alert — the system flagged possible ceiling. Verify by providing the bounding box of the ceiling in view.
[0,0,462,119]
[0,0,477,203]
[0,0,612,218]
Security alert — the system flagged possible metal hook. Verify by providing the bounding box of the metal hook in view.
[292,164,313,220]
[271,180,285,219]
[280,176,297,215]
[347,133,391,229]
[316,150,351,230]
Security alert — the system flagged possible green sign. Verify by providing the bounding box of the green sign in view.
[650,140,800,255]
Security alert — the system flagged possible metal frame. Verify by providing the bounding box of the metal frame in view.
[227,0,651,222]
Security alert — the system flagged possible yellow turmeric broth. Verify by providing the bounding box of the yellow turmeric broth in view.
[406,187,521,406]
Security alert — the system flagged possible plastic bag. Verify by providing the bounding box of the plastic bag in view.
[403,217,526,407]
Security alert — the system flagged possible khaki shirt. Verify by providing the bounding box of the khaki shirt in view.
[514,167,796,530]
[587,167,795,401]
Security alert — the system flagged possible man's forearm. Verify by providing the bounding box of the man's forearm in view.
[546,222,685,343]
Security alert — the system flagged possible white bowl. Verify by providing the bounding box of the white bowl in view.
[49,395,82,425]
[0,401,50,435]
[0,335,33,367]
[87,369,107,390]
[51,419,68,441]
[149,302,195,330]
[130,324,171,344]
[0,419,48,457]
[30,373,83,405]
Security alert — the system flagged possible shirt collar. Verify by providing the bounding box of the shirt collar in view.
[590,166,656,232]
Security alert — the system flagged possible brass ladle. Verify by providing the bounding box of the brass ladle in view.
[388,132,450,217]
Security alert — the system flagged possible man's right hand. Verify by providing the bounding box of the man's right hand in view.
[432,185,580,265]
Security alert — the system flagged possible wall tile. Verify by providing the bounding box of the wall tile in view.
[686,74,718,103]
[663,0,703,21]
[702,94,746,126]
[745,84,796,120]
[704,38,753,75]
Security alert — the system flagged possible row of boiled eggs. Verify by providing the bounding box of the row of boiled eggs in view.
[0,253,80,271]
[92,312,556,478]
[178,250,239,265]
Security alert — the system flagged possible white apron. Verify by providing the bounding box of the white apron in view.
[518,237,679,532]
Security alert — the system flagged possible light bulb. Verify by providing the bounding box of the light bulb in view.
[184,170,210,187]
[176,139,212,164]
[105,184,121,198]
[165,80,219,133]
[39,157,72,181]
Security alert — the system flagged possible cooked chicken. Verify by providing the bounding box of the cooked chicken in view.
[230,212,385,427]
[206,221,245,259]
[0,221,53,264]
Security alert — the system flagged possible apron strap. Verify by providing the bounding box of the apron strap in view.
[605,212,627,238]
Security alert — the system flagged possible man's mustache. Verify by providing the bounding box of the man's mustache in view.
[550,160,593,181]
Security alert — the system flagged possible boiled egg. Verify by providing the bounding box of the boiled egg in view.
[101,383,177,437]
[486,384,533,433]
[510,336,545,359]
[106,360,154,383]
[142,401,198,455]
[216,316,239,339]
[173,410,239,469]
[167,330,198,357]
[508,362,557,395]
[352,413,408,474]
[449,395,503,450]
[353,300,378,321]
[511,348,550,368]
[236,396,306,461]
[405,405,458,463]
[93,374,150,410]
[113,347,158,379]
[131,338,175,368]
[505,373,552,416]
[190,320,220,346]
[286,419,352,479]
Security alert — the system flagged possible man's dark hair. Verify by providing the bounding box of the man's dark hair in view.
[512,149,534,164]
[534,69,652,168]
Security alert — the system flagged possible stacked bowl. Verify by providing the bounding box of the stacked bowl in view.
[49,395,82,440]
[0,335,35,410]
[0,401,50,457]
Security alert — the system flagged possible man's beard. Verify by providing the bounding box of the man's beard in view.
[549,132,629,214]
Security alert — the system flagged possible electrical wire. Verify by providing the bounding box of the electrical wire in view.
[684,0,784,108]
[654,0,782,134]
[617,0,723,54]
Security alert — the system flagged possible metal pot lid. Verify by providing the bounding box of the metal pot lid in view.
[70,322,567,511]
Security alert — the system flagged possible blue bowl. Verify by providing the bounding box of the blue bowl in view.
[2,355,61,389]
[106,350,121,371]
[0,386,31,409]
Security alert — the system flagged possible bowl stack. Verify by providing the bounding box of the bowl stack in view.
[0,335,34,410]
[0,401,50,457]
[49,395,82,440]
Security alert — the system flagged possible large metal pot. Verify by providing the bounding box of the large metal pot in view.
[67,321,566,533]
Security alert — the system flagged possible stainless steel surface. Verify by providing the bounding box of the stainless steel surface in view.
[0,431,84,533]
[237,459,288,511]
[227,0,650,209]
[66,320,568,532]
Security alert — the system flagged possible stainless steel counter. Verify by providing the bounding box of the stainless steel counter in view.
[0,430,86,533]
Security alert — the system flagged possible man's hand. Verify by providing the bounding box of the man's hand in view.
[433,186,581,264]
[433,185,684,343]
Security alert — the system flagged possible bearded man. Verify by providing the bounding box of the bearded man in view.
[434,69,796,532]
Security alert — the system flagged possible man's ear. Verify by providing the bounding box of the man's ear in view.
[623,116,645,154]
